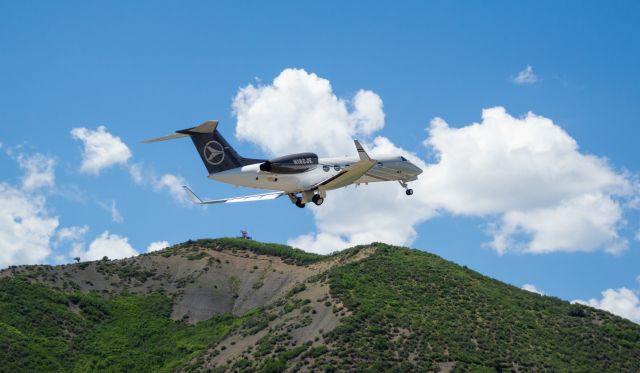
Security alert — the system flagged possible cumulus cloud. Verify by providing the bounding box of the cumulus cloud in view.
[233,68,384,157]
[133,166,190,206]
[16,153,56,190]
[574,287,640,324]
[421,108,629,215]
[513,65,538,84]
[0,182,59,268]
[288,137,433,254]
[233,69,635,255]
[154,173,190,205]
[69,126,190,205]
[422,107,630,254]
[522,284,545,295]
[56,225,89,243]
[71,126,132,175]
[147,240,169,252]
[55,225,90,262]
[80,231,138,261]
[490,193,625,254]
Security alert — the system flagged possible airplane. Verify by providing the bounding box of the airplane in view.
[144,120,423,208]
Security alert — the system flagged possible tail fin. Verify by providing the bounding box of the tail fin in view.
[144,120,263,174]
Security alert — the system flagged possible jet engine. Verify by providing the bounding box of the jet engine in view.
[259,152,319,174]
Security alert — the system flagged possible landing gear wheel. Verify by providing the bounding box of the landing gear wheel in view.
[405,189,414,196]
[295,198,306,208]
[312,195,324,206]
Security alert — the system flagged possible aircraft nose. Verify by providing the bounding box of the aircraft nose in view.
[412,163,423,175]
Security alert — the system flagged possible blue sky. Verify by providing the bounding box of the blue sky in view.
[1,1,640,322]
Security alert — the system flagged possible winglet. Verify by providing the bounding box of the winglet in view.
[182,185,203,204]
[354,140,371,161]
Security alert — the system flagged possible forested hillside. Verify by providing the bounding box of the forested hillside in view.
[1,239,638,372]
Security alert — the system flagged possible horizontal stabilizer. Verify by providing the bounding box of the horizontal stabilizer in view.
[142,133,189,143]
[142,120,219,143]
[182,186,284,205]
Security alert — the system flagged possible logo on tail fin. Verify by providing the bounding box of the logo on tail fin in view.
[203,141,225,165]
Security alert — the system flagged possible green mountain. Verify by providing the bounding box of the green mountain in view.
[1,239,639,372]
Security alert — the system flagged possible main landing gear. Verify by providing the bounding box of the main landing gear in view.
[291,191,325,208]
[399,180,414,196]
[312,194,324,206]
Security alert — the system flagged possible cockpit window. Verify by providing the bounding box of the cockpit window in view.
[400,156,408,161]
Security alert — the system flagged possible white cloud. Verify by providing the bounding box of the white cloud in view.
[232,69,635,255]
[16,153,56,190]
[56,225,89,242]
[147,240,169,252]
[233,68,384,157]
[574,287,640,324]
[422,107,630,254]
[522,283,545,295]
[490,193,626,255]
[71,126,132,175]
[69,242,85,261]
[81,231,138,261]
[55,225,90,262]
[349,90,385,135]
[129,163,144,185]
[513,65,538,84]
[69,125,190,206]
[421,108,629,215]
[99,200,123,223]
[287,137,433,254]
[154,173,190,205]
[110,201,123,223]
[0,182,59,268]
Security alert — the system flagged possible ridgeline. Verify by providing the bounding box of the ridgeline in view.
[1,238,639,372]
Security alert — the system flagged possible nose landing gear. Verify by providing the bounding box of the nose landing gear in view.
[399,180,414,196]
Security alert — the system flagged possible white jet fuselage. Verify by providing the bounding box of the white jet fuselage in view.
[144,120,423,207]
[209,154,422,193]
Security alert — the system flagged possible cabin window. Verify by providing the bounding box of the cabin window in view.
[322,165,330,172]
[334,165,341,171]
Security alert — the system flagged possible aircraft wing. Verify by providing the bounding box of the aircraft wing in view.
[315,140,377,190]
[183,186,284,204]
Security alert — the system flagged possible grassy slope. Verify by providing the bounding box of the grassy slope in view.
[183,238,326,265]
[0,239,320,373]
[2,240,640,372]
[322,244,640,372]
[0,278,87,372]
[0,278,250,373]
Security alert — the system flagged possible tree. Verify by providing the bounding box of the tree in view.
[74,257,81,263]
